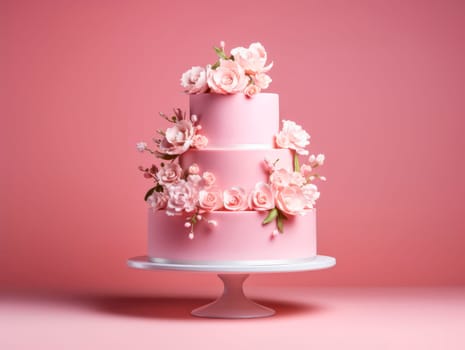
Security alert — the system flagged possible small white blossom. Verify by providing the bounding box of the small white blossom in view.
[316,154,325,165]
[136,142,147,152]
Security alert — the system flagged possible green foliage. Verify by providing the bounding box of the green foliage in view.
[262,208,278,225]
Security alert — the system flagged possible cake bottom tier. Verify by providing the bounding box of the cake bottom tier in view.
[148,209,317,264]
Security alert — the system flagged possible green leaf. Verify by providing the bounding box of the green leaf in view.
[144,186,157,201]
[293,152,300,172]
[277,214,284,233]
[211,61,220,70]
[214,47,227,59]
[262,208,278,225]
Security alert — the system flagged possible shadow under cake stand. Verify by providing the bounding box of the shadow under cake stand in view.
[127,255,336,319]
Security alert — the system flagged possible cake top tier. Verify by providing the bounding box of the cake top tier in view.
[190,93,279,148]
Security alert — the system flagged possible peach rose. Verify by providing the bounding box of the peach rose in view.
[223,187,248,211]
[180,66,208,94]
[198,188,223,212]
[244,84,261,97]
[248,182,274,211]
[207,60,249,94]
[157,163,182,185]
[275,184,307,216]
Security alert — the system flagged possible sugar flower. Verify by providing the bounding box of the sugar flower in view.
[223,187,248,211]
[275,184,307,216]
[199,188,223,212]
[166,180,197,215]
[231,42,273,75]
[275,120,311,155]
[248,182,274,211]
[181,66,208,94]
[147,191,168,211]
[136,142,147,152]
[207,60,249,94]
[157,163,182,185]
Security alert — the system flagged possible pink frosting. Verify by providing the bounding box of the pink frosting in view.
[189,93,279,148]
[180,148,293,190]
[148,209,317,262]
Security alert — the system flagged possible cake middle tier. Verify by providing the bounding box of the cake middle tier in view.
[180,148,293,189]
[190,93,279,148]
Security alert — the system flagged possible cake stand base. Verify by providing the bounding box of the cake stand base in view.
[127,255,336,318]
[191,274,274,318]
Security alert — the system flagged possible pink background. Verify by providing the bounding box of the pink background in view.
[1,0,465,295]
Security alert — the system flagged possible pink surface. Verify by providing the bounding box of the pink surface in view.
[1,0,465,295]
[148,210,316,261]
[190,93,279,147]
[180,148,292,189]
[1,287,465,349]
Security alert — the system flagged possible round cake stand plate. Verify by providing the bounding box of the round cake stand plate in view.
[127,255,335,319]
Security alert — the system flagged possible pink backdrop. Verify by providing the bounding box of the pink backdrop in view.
[1,0,464,294]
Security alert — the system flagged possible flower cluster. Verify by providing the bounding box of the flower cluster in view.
[137,109,208,161]
[180,42,273,97]
[138,115,325,238]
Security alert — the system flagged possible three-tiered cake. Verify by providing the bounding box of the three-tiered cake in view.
[137,42,325,265]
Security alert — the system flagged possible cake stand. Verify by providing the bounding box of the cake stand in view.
[127,255,335,319]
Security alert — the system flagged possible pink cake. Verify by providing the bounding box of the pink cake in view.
[137,42,325,265]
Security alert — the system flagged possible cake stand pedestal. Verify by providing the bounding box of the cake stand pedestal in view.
[127,255,335,319]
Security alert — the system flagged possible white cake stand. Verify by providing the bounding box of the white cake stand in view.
[127,255,336,319]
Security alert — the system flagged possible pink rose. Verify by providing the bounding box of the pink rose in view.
[202,171,216,187]
[253,73,272,89]
[198,188,223,212]
[231,42,273,74]
[157,163,182,185]
[244,84,261,97]
[269,168,292,190]
[147,191,168,211]
[223,187,248,211]
[301,184,320,209]
[192,134,208,149]
[275,120,310,155]
[248,182,274,211]
[207,60,249,94]
[275,184,307,216]
[181,66,208,94]
[166,180,197,215]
